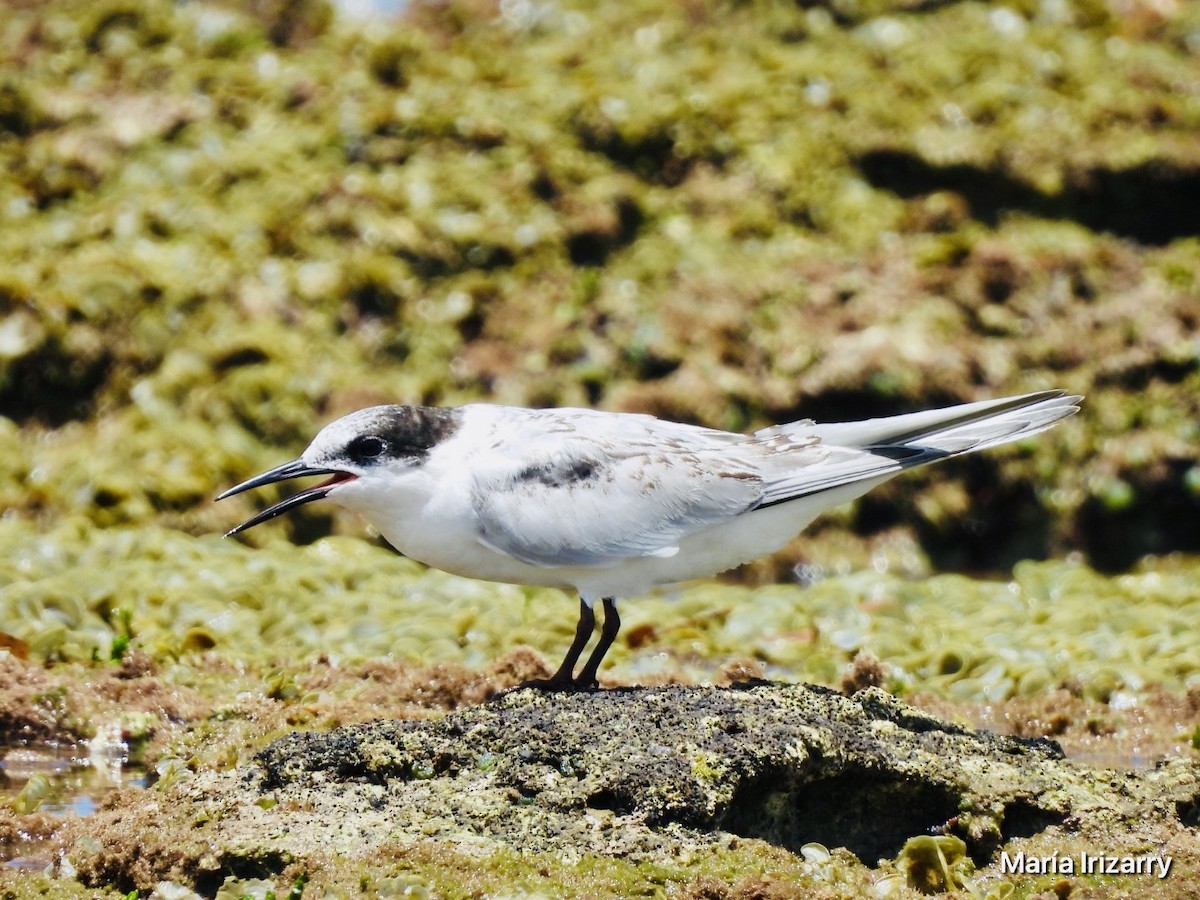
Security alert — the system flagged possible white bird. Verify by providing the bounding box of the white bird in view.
[218,390,1080,689]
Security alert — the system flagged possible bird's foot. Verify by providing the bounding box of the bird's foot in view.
[495,673,599,696]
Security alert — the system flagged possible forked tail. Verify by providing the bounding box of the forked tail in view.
[810,390,1081,461]
[756,390,1081,508]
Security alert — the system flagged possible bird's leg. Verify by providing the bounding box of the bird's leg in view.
[573,597,619,690]
[499,597,620,694]
[502,597,596,693]
[549,597,596,686]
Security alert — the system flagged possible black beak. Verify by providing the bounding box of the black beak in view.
[217,460,353,537]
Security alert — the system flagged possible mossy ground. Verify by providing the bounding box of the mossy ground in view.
[1,0,1199,896]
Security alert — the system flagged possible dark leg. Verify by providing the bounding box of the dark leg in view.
[503,597,596,693]
[573,598,619,689]
[549,598,596,685]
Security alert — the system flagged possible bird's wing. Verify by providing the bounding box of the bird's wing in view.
[469,421,764,569]
[753,442,907,507]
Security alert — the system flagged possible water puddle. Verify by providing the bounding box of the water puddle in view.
[1,723,148,870]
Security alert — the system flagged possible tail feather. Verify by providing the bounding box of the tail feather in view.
[756,391,1080,510]
[807,390,1079,450]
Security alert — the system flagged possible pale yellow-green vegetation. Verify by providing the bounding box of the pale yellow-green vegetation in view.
[0,0,1195,574]
[1,516,1197,706]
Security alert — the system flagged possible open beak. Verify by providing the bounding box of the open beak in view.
[216,460,356,537]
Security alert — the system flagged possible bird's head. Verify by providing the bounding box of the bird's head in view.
[217,404,461,536]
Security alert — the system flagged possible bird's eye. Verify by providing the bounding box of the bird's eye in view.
[348,435,387,462]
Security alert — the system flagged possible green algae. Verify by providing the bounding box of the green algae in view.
[282,838,873,900]
[0,870,127,900]
[1,517,1197,705]
[894,834,974,893]
[0,0,1195,576]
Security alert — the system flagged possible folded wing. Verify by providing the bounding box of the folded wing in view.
[471,433,764,568]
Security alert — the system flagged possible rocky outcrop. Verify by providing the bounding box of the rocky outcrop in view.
[67,683,1200,894]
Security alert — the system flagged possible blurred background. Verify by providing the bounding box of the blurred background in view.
[0,0,1197,643]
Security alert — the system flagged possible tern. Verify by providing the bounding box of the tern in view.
[218,390,1079,689]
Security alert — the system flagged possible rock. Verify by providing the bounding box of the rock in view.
[257,682,1064,863]
[66,681,1200,895]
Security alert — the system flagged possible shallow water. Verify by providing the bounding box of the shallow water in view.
[1,735,147,868]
